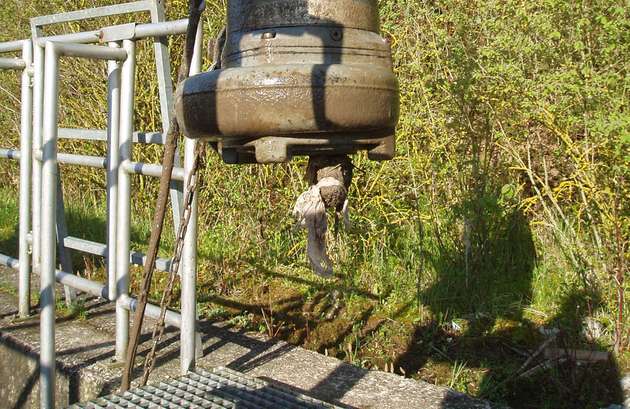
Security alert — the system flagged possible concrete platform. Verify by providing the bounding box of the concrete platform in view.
[0,267,500,409]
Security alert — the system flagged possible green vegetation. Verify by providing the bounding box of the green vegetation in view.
[0,1,628,408]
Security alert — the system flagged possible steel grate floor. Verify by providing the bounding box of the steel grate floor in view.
[67,367,341,409]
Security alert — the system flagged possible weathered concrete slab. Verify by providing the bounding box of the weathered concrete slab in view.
[0,267,500,408]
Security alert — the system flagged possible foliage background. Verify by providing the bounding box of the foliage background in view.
[0,1,628,408]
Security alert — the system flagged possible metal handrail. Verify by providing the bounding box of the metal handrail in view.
[0,3,203,407]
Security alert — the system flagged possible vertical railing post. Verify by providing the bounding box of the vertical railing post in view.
[180,20,203,375]
[18,40,33,318]
[148,0,184,233]
[32,41,75,307]
[116,39,136,362]
[31,43,44,289]
[40,40,60,409]
[106,42,121,301]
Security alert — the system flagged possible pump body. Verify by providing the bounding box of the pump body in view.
[176,0,399,164]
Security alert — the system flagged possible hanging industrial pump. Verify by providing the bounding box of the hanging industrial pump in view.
[174,0,400,277]
[176,0,400,164]
[125,0,400,389]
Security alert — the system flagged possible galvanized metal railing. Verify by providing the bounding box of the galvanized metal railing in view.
[0,39,33,319]
[0,2,203,407]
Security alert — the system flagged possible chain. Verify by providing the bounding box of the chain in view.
[137,26,226,386]
[120,0,208,391]
[140,141,205,385]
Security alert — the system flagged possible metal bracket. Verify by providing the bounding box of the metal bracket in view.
[100,23,137,43]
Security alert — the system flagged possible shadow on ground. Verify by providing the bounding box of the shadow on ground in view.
[393,204,624,409]
[196,201,624,409]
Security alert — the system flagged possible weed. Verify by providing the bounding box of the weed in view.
[0,281,17,296]
[227,312,254,330]
[200,304,229,321]
[56,298,88,320]
[449,360,469,391]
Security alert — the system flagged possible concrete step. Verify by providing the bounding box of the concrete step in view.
[0,267,501,409]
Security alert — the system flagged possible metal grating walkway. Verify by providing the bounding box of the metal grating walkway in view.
[67,367,341,409]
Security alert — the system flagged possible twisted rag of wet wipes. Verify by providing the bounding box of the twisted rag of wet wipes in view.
[292,156,353,277]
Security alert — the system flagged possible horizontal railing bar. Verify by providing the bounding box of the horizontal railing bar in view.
[63,236,107,257]
[58,153,106,168]
[35,30,101,46]
[31,1,151,29]
[58,127,106,140]
[59,128,165,144]
[0,40,27,53]
[51,42,128,61]
[119,294,182,328]
[60,236,172,272]
[0,148,20,160]
[35,150,106,168]
[134,19,188,39]
[0,253,181,327]
[0,58,26,70]
[34,19,190,47]
[0,253,19,269]
[10,151,181,177]
[134,131,164,144]
[55,270,107,299]
[51,272,183,328]
[124,161,184,181]
[130,251,173,273]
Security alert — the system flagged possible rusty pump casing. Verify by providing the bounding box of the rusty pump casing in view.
[176,0,400,164]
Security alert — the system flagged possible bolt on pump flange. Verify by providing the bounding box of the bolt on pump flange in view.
[176,0,400,164]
